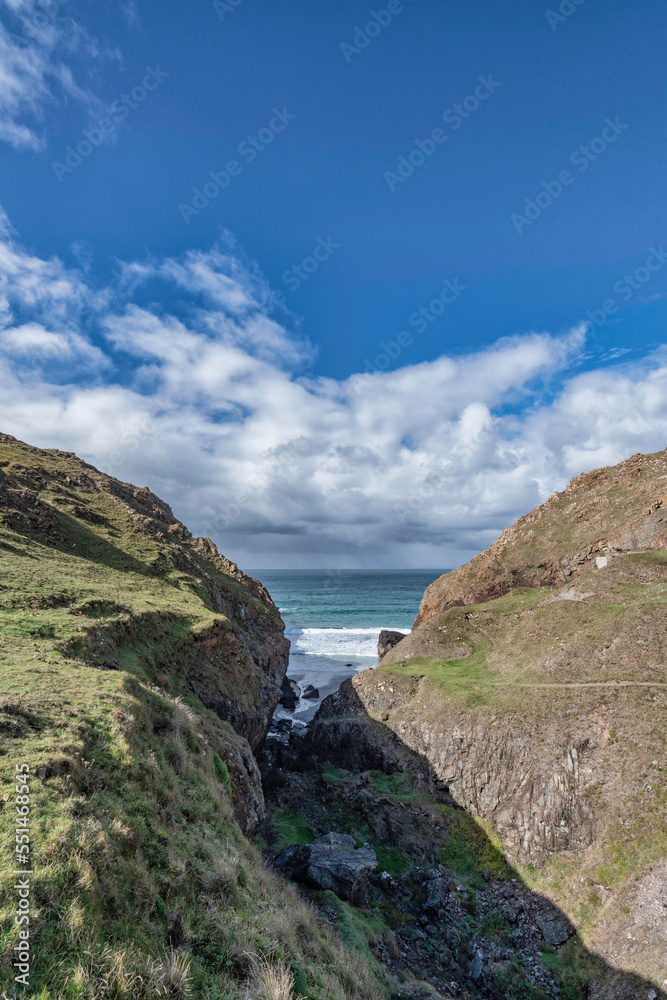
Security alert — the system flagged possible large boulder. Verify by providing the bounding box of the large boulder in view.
[280,676,301,710]
[536,908,576,946]
[378,630,408,659]
[274,832,377,902]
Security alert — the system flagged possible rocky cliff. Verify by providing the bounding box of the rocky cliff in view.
[307,450,667,996]
[414,449,667,627]
[0,434,386,1000]
[0,432,288,756]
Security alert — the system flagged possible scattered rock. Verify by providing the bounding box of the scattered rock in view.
[424,869,454,914]
[302,684,320,700]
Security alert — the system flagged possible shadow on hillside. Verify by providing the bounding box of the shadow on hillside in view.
[9,503,181,583]
[272,683,665,1000]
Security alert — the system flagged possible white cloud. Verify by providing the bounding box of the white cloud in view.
[0,0,104,150]
[0,214,666,570]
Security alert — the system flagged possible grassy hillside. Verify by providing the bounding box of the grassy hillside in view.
[415,449,667,627]
[0,435,387,999]
[371,460,667,995]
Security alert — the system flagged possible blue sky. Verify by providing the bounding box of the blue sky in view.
[1,0,667,568]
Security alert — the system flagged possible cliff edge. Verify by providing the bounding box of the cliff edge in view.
[0,434,386,1000]
[414,449,667,628]
[341,449,667,995]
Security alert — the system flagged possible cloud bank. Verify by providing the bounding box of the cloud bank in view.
[1,214,666,569]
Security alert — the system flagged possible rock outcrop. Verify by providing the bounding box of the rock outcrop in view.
[280,676,301,710]
[274,832,378,902]
[378,629,408,658]
[310,675,598,864]
[340,448,667,995]
[414,449,667,627]
[0,432,290,834]
[0,433,289,753]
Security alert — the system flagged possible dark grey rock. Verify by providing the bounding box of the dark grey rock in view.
[273,831,377,902]
[378,630,408,659]
[536,910,576,946]
[425,876,451,914]
[469,951,484,981]
[501,901,519,923]
[280,676,301,710]
[302,684,320,700]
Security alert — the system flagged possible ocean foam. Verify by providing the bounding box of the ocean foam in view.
[285,626,409,658]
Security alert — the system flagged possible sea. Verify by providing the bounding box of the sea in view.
[251,569,446,722]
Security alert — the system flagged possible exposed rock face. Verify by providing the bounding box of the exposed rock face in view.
[414,449,667,627]
[312,676,597,865]
[0,433,289,754]
[308,691,404,775]
[200,712,266,834]
[378,629,408,658]
[0,433,291,837]
[274,832,377,902]
[280,676,301,710]
[348,450,667,993]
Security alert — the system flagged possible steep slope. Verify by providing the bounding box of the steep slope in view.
[321,450,667,997]
[414,449,667,627]
[0,434,387,999]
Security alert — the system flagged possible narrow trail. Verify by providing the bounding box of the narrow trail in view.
[490,680,667,688]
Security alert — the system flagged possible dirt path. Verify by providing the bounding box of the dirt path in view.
[490,680,667,688]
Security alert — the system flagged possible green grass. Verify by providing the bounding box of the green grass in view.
[538,937,604,1000]
[320,893,390,970]
[367,770,414,802]
[213,754,233,798]
[319,762,349,783]
[270,812,316,851]
[380,632,497,703]
[0,437,388,1000]
[626,550,667,564]
[374,845,409,876]
[439,807,511,885]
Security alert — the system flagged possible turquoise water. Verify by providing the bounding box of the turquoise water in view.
[251,569,446,720]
